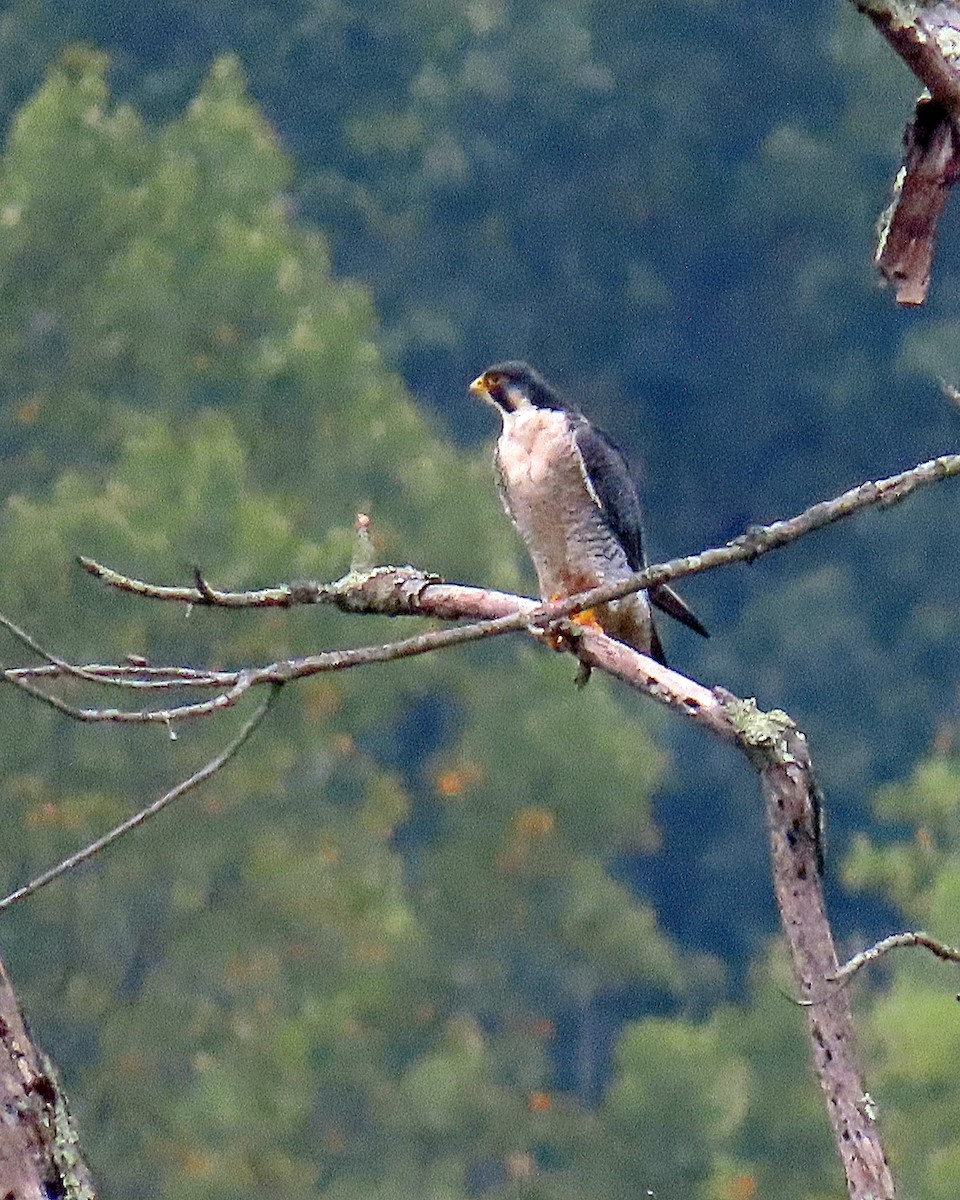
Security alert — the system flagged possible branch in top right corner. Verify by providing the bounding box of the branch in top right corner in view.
[859,2,960,303]
[875,94,960,305]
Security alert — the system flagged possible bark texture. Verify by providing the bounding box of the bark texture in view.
[0,955,95,1200]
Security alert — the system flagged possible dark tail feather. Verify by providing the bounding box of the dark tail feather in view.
[650,583,709,639]
[648,617,667,666]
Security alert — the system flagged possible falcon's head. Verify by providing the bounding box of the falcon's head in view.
[469,361,562,414]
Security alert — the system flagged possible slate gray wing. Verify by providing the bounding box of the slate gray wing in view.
[571,418,647,571]
[572,418,709,640]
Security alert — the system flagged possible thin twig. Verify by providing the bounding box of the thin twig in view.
[0,610,114,686]
[831,931,960,983]
[3,663,229,688]
[1,667,255,723]
[0,606,544,723]
[0,686,280,913]
[77,557,297,607]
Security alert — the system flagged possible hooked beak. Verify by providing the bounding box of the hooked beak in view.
[469,373,490,398]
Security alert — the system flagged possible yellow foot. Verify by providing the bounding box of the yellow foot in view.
[570,607,605,634]
[541,604,604,652]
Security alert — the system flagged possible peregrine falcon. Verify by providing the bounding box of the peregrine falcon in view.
[470,361,708,665]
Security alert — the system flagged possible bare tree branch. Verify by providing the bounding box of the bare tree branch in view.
[0,449,938,735]
[5,450,960,1199]
[856,1,960,302]
[0,686,280,914]
[570,629,894,1200]
[1,592,542,723]
[857,2,960,115]
[832,930,960,982]
[4,664,238,690]
[875,95,960,304]
[79,450,960,617]
[0,610,116,687]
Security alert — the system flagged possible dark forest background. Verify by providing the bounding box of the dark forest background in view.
[1,3,960,1197]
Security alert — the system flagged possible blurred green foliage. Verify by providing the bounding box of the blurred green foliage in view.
[846,746,960,1199]
[0,4,959,1198]
[0,47,723,1200]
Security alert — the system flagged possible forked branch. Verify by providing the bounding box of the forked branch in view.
[0,448,945,728]
[3,451,960,1200]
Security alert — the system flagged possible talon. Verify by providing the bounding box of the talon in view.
[544,623,570,652]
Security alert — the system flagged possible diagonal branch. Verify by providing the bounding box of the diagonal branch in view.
[832,930,960,983]
[4,450,959,733]
[5,450,960,1200]
[570,629,894,1200]
[0,686,280,914]
[79,451,960,618]
[0,610,116,687]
